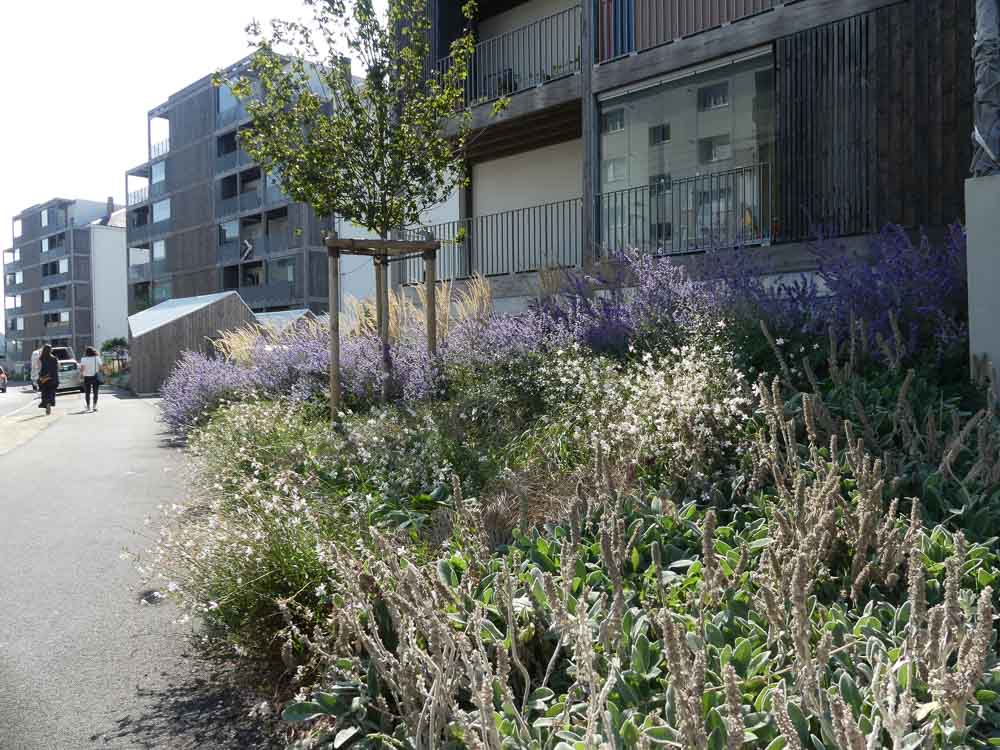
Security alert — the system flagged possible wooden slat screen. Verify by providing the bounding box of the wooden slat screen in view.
[776,0,973,241]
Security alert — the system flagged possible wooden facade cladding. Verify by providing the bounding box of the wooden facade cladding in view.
[776,0,973,240]
[631,0,776,56]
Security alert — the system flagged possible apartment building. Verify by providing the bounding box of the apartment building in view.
[123,57,374,318]
[3,198,128,376]
[399,0,973,305]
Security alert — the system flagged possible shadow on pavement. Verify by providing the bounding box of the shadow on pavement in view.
[94,666,284,749]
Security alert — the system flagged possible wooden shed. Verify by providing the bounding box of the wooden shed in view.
[128,291,255,395]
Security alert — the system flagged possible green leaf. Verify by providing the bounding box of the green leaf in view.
[282,701,327,721]
[437,559,458,587]
[765,738,787,750]
[839,673,863,715]
[334,726,359,748]
[977,689,1000,704]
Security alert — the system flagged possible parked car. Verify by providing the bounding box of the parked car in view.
[0,366,7,393]
[30,346,83,392]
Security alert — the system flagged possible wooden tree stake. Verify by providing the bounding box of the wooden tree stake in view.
[328,247,341,420]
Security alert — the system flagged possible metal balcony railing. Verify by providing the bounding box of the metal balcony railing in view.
[437,5,582,107]
[265,183,287,205]
[127,186,149,206]
[596,0,776,63]
[397,197,582,284]
[245,233,289,256]
[238,281,296,306]
[219,239,241,264]
[42,298,70,311]
[597,162,773,255]
[151,138,170,158]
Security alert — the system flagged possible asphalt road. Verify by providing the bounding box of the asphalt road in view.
[0,390,279,749]
[0,386,36,418]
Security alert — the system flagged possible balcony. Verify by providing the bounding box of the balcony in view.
[216,196,239,218]
[219,239,241,264]
[3,252,22,271]
[438,5,582,107]
[44,321,72,335]
[42,298,70,311]
[41,272,70,287]
[151,138,170,158]
[239,191,261,212]
[150,218,172,236]
[397,196,582,283]
[265,183,288,205]
[595,0,776,63]
[597,162,773,255]
[248,233,289,256]
[129,223,151,244]
[127,186,149,206]
[128,262,151,282]
[238,281,296,307]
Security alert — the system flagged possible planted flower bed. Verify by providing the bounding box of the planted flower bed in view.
[147,227,1000,749]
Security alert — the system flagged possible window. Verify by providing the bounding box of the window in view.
[151,161,166,184]
[41,208,49,227]
[3,249,19,264]
[649,123,671,146]
[41,259,68,277]
[15,271,22,285]
[152,199,171,223]
[242,261,264,287]
[16,317,23,331]
[44,311,70,326]
[42,237,48,253]
[4,296,16,310]
[218,84,238,113]
[152,280,172,304]
[43,286,68,304]
[698,82,729,111]
[603,158,626,183]
[601,109,625,134]
[153,240,166,261]
[699,134,732,164]
[272,257,296,283]
[12,219,21,238]
[219,220,239,244]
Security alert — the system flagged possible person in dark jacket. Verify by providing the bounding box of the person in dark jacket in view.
[37,344,59,415]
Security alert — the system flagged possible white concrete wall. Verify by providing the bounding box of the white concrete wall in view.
[90,225,128,347]
[479,0,576,38]
[965,174,1000,395]
[473,139,582,215]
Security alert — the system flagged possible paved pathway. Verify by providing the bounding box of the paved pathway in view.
[0,389,278,749]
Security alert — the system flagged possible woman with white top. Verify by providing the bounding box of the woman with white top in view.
[79,346,102,412]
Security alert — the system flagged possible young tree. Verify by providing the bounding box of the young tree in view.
[229,0,481,240]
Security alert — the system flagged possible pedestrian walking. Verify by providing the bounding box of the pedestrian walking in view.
[80,346,103,412]
[36,344,59,415]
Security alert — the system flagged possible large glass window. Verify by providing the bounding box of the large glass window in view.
[218,84,238,113]
[41,208,48,227]
[153,280,172,304]
[152,199,171,223]
[151,161,166,185]
[598,52,774,252]
[219,220,239,244]
[272,257,296,283]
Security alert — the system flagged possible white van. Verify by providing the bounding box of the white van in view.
[30,346,83,392]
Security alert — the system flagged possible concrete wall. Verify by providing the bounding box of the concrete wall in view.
[90,225,128,348]
[472,138,583,215]
[965,175,1000,394]
[479,0,577,39]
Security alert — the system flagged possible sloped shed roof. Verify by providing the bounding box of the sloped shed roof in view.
[254,309,315,332]
[128,292,244,338]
